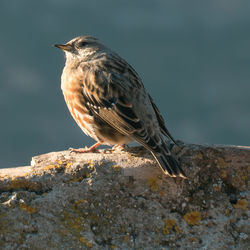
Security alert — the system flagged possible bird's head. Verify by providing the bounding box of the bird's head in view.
[54,36,105,62]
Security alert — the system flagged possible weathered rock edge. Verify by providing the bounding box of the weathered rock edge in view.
[0,142,249,249]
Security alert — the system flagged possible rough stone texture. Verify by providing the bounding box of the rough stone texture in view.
[0,142,249,249]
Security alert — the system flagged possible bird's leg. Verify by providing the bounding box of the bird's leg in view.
[70,141,103,153]
[112,144,128,151]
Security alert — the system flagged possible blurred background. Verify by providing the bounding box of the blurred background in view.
[0,0,249,168]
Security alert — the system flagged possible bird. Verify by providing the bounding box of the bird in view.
[54,35,186,178]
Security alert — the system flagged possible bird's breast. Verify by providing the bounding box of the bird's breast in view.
[61,70,98,140]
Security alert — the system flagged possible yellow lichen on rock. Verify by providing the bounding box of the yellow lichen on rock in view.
[147,177,158,192]
[196,152,203,160]
[65,162,73,168]
[97,161,103,166]
[79,237,93,248]
[234,199,248,210]
[112,165,121,172]
[74,199,87,206]
[221,169,227,178]
[184,211,201,225]
[162,219,182,234]
[43,161,73,171]
[216,157,227,168]
[8,178,37,191]
[19,203,38,214]
[123,235,130,243]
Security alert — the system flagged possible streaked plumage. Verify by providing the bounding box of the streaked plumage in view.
[54,36,186,178]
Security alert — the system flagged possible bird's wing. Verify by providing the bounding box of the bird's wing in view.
[148,94,177,145]
[80,60,162,153]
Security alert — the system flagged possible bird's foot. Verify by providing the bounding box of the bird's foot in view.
[70,141,103,153]
[112,144,128,151]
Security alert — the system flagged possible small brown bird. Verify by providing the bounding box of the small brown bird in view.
[54,36,186,178]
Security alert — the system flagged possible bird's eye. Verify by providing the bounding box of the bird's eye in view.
[78,41,88,47]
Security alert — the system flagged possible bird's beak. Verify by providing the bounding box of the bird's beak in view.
[54,44,73,52]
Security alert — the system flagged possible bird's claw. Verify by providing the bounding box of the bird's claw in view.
[112,144,128,151]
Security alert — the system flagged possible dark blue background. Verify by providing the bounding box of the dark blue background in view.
[1,0,249,168]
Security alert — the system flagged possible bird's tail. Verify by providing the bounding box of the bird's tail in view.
[151,141,186,178]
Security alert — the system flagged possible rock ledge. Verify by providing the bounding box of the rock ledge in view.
[0,143,249,249]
